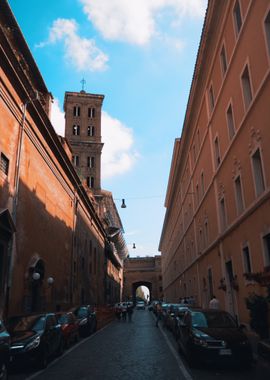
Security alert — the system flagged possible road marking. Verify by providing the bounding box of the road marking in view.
[25,323,112,380]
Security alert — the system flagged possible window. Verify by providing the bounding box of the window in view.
[265,11,270,56]
[199,229,203,251]
[81,257,85,270]
[72,125,80,136]
[94,248,97,275]
[87,156,95,168]
[220,45,227,75]
[0,153,9,175]
[86,176,95,188]
[201,172,205,196]
[87,126,95,136]
[226,104,235,139]
[209,85,215,112]
[214,137,221,168]
[72,155,79,166]
[233,1,242,36]
[73,106,80,117]
[208,268,214,299]
[235,176,244,215]
[192,145,196,163]
[252,149,265,196]
[196,184,199,204]
[220,198,227,230]
[204,220,209,245]
[263,233,270,266]
[88,107,95,118]
[241,66,252,109]
[243,246,252,274]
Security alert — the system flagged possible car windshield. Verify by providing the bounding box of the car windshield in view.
[191,311,237,328]
[58,315,69,324]
[10,316,45,332]
[76,308,88,318]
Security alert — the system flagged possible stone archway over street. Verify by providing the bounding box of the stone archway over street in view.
[122,256,163,303]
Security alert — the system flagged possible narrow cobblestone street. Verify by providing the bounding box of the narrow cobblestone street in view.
[10,310,185,380]
[9,309,270,380]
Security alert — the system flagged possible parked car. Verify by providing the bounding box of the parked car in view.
[8,313,64,369]
[177,309,253,368]
[165,304,184,331]
[56,312,79,348]
[71,306,97,337]
[173,304,191,340]
[0,319,10,380]
[136,301,145,310]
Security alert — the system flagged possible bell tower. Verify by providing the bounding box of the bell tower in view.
[64,90,104,193]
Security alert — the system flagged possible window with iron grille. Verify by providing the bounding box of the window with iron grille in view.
[0,153,9,175]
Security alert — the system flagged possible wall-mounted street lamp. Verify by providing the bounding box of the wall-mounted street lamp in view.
[121,199,127,208]
[32,273,54,287]
[47,277,54,286]
[132,243,136,249]
[32,272,41,281]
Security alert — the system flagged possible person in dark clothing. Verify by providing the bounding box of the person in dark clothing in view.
[127,304,133,322]
[156,301,162,327]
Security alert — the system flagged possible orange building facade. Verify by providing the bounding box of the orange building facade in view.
[159,0,270,326]
[0,1,126,318]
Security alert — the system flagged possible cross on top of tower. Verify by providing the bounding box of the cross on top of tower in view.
[80,78,86,92]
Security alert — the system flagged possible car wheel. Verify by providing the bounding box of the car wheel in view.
[38,350,48,369]
[187,349,197,368]
[0,362,8,380]
[74,332,79,344]
[56,339,64,357]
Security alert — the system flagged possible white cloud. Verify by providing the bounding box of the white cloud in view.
[50,101,138,179]
[102,112,138,179]
[37,18,108,71]
[51,98,65,136]
[79,0,206,45]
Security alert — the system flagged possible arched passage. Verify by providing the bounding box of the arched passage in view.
[132,281,152,305]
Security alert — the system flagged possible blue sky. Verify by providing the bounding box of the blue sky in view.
[9,0,207,257]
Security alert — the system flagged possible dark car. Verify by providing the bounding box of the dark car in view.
[8,313,64,369]
[0,319,10,380]
[71,306,97,337]
[172,304,190,339]
[178,309,253,368]
[56,312,79,348]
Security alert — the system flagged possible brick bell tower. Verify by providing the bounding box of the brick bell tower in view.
[64,89,104,193]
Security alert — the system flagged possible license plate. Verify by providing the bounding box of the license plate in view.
[219,349,232,355]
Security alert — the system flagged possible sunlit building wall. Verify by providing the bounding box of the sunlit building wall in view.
[159,0,270,326]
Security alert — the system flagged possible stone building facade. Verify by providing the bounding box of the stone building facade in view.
[123,256,163,303]
[159,0,270,326]
[64,91,104,192]
[64,90,128,306]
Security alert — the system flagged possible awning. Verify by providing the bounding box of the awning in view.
[107,227,128,260]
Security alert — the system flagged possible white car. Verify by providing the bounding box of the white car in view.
[136,301,145,310]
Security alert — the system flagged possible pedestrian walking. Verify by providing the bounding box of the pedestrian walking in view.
[209,295,220,309]
[156,301,162,327]
[121,302,127,321]
[127,303,133,322]
[115,303,122,320]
